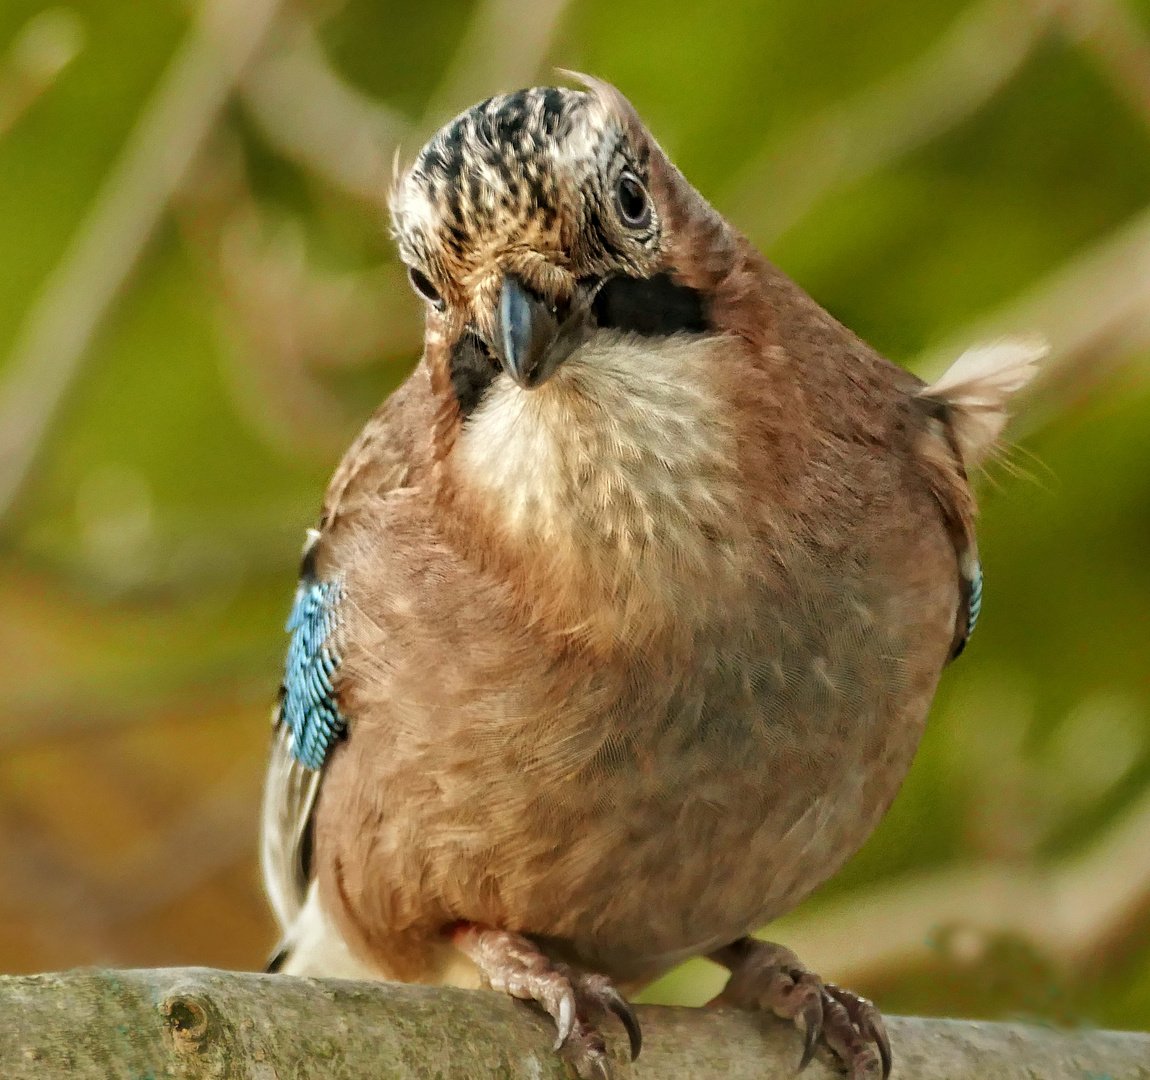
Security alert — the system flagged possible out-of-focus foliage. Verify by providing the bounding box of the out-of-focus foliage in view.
[1,0,1148,1030]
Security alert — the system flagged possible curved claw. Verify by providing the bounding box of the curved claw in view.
[867,1016,892,1080]
[797,993,824,1072]
[554,989,576,1051]
[601,985,643,1061]
[589,1056,613,1080]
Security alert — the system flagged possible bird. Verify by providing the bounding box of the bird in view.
[259,75,1042,1079]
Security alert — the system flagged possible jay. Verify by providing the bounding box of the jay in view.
[260,76,1041,1079]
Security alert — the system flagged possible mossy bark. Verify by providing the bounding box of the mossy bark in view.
[0,967,1147,1079]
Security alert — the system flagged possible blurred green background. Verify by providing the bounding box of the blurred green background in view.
[1,0,1149,1033]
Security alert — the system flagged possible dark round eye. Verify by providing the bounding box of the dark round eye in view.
[616,172,651,229]
[408,266,443,308]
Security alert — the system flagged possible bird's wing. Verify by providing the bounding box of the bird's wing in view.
[259,368,429,967]
[913,337,1045,657]
[260,561,349,969]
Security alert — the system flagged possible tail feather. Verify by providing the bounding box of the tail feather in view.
[920,337,1047,468]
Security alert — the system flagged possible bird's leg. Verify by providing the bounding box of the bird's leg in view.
[708,937,891,1080]
[451,923,642,1080]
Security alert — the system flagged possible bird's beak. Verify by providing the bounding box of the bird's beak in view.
[494,275,591,389]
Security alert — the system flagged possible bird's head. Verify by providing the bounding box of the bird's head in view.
[391,77,757,409]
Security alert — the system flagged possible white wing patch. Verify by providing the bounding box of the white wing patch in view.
[277,880,383,980]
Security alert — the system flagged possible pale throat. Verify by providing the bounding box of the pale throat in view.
[450,331,744,594]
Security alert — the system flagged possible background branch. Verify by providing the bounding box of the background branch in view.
[0,0,283,521]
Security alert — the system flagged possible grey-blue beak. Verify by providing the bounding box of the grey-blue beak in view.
[495,276,588,388]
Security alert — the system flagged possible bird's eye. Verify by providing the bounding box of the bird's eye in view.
[616,172,651,229]
[408,266,444,309]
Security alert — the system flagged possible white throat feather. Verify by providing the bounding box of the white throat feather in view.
[451,331,747,632]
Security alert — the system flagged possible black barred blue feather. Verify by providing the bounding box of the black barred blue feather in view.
[282,576,346,771]
[950,558,983,660]
[967,560,983,637]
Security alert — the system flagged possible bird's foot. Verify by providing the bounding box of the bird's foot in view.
[709,937,891,1080]
[452,924,641,1079]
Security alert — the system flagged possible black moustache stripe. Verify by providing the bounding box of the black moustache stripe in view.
[592,272,708,336]
[450,332,501,419]
[448,272,710,417]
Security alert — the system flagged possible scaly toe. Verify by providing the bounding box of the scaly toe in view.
[709,938,893,1080]
[452,925,638,1077]
[826,984,891,1080]
[818,985,884,1080]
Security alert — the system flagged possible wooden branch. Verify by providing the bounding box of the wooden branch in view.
[0,968,1147,1079]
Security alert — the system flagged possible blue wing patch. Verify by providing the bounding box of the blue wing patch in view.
[950,558,983,660]
[281,577,347,771]
[967,560,983,638]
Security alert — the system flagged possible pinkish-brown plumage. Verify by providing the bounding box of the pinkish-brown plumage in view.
[260,77,1041,1078]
